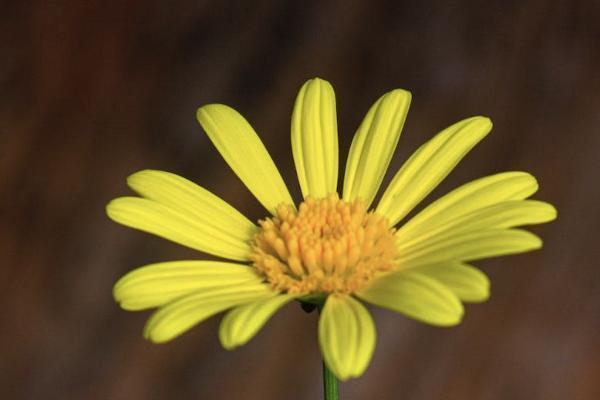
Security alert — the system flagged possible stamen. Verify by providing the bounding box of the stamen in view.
[249,194,397,294]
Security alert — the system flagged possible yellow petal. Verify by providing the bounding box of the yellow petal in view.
[357,271,463,326]
[144,282,273,343]
[127,170,256,244]
[113,261,263,310]
[377,116,492,226]
[396,200,556,253]
[318,295,376,381]
[416,263,490,303]
[397,229,542,268]
[107,197,252,261]
[219,294,296,350]
[196,104,294,215]
[395,171,539,241]
[343,89,411,208]
[291,78,338,198]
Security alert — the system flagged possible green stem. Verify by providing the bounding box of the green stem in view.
[322,359,339,400]
[316,301,339,400]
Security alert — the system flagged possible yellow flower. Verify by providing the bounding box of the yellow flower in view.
[107,78,556,381]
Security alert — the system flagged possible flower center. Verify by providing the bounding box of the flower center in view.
[249,194,397,294]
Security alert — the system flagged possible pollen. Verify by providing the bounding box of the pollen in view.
[249,194,397,294]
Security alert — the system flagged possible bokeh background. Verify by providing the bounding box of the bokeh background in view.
[2,1,599,399]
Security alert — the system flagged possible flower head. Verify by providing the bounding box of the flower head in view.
[108,78,556,380]
[250,194,398,294]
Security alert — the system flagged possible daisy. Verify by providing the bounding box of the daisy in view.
[108,78,556,382]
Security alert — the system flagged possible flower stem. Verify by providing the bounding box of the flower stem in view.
[322,359,339,400]
[316,300,339,400]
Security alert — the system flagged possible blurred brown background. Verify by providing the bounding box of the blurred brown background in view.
[1,1,599,399]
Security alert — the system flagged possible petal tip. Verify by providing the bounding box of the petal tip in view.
[547,204,558,221]
[477,115,493,130]
[477,290,491,303]
[307,76,330,85]
[388,88,412,101]
[196,103,235,124]
[105,198,122,220]
[143,322,172,344]
[105,197,138,223]
[300,77,334,94]
[112,280,125,302]
[221,343,238,351]
[218,320,244,351]
[218,332,237,351]
[126,168,157,183]
[125,169,156,191]
[436,305,465,327]
[521,230,543,249]
[304,77,335,96]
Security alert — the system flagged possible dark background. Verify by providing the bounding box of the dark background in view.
[2,1,599,399]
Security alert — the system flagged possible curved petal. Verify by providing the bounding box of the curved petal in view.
[107,197,251,261]
[113,261,263,310]
[395,171,540,241]
[397,229,542,268]
[357,271,463,326]
[377,116,492,226]
[343,89,411,208]
[318,295,376,381]
[416,263,490,303]
[197,104,294,215]
[127,170,256,243]
[396,200,556,253]
[291,78,338,198]
[144,282,273,343]
[219,294,296,350]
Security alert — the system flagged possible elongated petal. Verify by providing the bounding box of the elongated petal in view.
[377,116,492,226]
[197,104,294,215]
[114,261,263,310]
[395,172,539,241]
[107,197,251,261]
[357,271,463,326]
[318,295,376,381]
[343,89,411,208]
[416,263,490,303]
[292,78,338,198]
[397,229,542,268]
[397,200,556,252]
[127,170,256,243]
[219,294,296,350]
[144,282,273,343]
